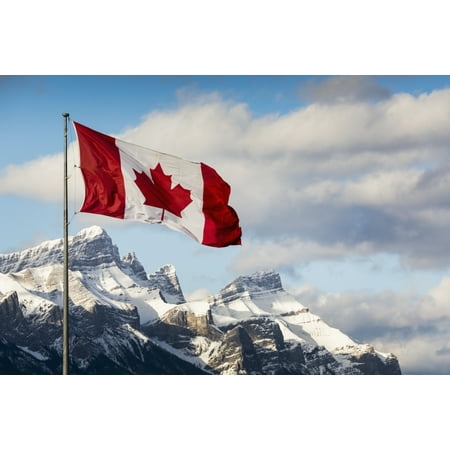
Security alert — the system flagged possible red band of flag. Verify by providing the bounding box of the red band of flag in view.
[75,122,126,219]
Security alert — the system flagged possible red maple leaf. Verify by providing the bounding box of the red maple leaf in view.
[133,163,192,218]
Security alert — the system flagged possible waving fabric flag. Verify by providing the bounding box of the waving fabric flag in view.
[74,122,242,247]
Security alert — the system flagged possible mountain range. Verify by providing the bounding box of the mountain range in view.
[0,226,401,374]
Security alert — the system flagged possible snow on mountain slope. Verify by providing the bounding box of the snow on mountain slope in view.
[0,227,401,375]
[156,269,400,374]
[74,264,174,324]
[208,271,358,352]
[0,268,60,318]
[0,227,181,325]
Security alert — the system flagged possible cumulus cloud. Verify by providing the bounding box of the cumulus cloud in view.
[185,288,212,302]
[293,279,450,374]
[419,276,450,320]
[230,238,375,274]
[373,333,450,374]
[122,88,450,165]
[0,153,63,201]
[4,85,450,274]
[0,143,81,203]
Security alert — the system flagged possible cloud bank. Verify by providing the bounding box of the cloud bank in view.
[0,153,63,201]
[122,85,450,272]
[294,276,450,374]
[0,144,81,203]
[4,81,450,274]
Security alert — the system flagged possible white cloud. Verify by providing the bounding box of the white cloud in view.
[292,278,450,374]
[122,89,450,166]
[4,86,450,273]
[230,238,375,274]
[372,333,450,374]
[419,276,450,320]
[185,288,212,302]
[0,143,82,203]
[0,153,63,201]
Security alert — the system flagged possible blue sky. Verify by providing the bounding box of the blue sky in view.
[3,75,450,375]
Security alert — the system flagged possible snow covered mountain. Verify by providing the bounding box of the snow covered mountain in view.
[0,227,401,374]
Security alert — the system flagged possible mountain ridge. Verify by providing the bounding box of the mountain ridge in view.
[0,226,401,375]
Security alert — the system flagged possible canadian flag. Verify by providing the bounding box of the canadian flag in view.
[74,122,242,247]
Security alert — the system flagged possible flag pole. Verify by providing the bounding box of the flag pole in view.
[62,112,70,375]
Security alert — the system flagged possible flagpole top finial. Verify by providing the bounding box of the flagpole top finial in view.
[62,112,69,118]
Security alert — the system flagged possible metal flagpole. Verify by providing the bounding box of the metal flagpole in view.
[62,112,70,375]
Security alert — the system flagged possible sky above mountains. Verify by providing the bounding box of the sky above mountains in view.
[2,75,450,373]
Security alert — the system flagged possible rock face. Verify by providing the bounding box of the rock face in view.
[0,227,401,375]
[147,264,185,304]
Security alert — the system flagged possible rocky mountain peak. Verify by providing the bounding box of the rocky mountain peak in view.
[217,270,283,303]
[69,227,122,270]
[73,225,106,240]
[0,227,122,274]
[122,252,148,280]
[147,264,185,304]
